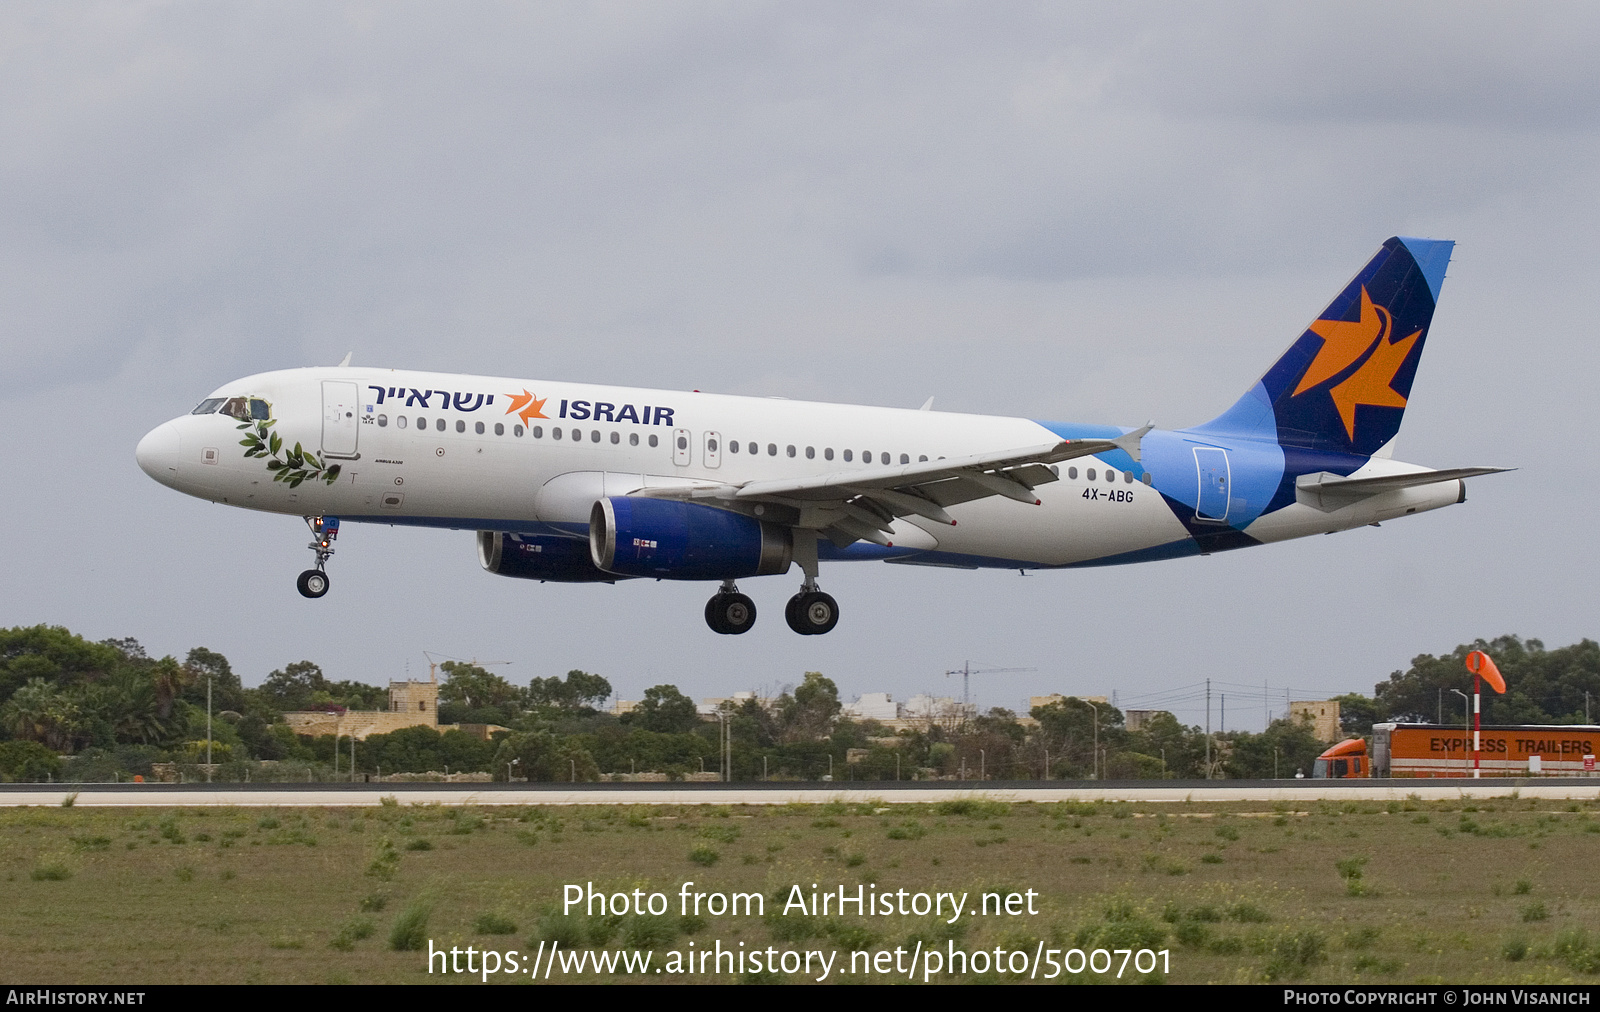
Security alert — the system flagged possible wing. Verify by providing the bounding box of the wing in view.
[632,424,1154,548]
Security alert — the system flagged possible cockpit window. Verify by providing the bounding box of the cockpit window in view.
[191,398,225,415]
[219,397,271,421]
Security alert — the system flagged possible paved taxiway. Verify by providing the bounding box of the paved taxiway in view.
[4,780,1599,807]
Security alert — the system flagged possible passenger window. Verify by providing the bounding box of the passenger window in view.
[417,416,426,429]
[767,443,777,456]
[531,426,541,438]
[806,446,815,459]
[571,428,581,440]
[786,445,795,457]
[899,453,908,464]
[825,448,834,460]
[746,442,756,454]
[729,440,739,453]
[1067,467,1076,479]
[919,455,927,462]
[514,425,524,437]
[706,437,717,452]
[610,431,620,444]
[475,421,485,434]
[552,427,562,440]
[1086,468,1096,481]
[397,416,408,429]
[456,420,466,433]
[1141,473,1152,485]
[649,434,659,448]
[863,450,872,463]
[629,433,639,446]
[1104,469,1113,483]
[677,435,689,450]
[591,430,600,442]
[436,418,446,432]
[1123,470,1132,483]
[494,422,503,436]
[843,449,853,462]
[378,415,388,428]
[249,399,270,420]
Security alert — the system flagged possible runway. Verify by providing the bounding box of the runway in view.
[5,779,1600,807]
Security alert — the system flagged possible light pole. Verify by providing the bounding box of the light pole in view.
[507,758,520,783]
[1084,701,1099,780]
[979,748,986,781]
[205,674,213,782]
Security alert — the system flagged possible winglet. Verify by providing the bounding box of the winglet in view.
[336,351,353,368]
[1111,421,1154,463]
[919,396,935,411]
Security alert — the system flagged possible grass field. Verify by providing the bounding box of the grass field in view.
[3,794,1600,984]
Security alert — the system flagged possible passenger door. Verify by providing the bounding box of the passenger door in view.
[1192,446,1230,522]
[322,381,361,459]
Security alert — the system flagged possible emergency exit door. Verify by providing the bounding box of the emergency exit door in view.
[1193,446,1230,522]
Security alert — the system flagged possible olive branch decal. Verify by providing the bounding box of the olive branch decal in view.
[238,414,342,488]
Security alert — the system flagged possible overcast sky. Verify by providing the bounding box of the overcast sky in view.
[2,2,1595,730]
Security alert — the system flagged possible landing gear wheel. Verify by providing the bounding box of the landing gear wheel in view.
[785,591,838,635]
[297,569,330,599]
[705,593,757,634]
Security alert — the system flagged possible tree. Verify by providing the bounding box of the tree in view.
[778,672,841,742]
[1221,718,1327,779]
[527,670,613,711]
[180,647,246,714]
[1331,693,1382,736]
[0,625,122,699]
[492,731,598,781]
[0,679,82,752]
[629,684,700,734]
[0,740,62,782]
[259,661,329,712]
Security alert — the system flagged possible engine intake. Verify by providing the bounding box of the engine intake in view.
[590,497,792,580]
[478,531,626,583]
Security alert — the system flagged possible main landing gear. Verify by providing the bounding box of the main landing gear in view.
[705,580,757,635]
[784,578,839,636]
[297,516,338,599]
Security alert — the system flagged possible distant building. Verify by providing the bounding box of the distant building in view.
[282,678,507,742]
[1029,694,1108,711]
[842,692,898,723]
[1289,700,1342,743]
[1124,709,1170,732]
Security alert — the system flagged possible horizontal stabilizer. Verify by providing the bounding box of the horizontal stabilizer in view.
[1295,467,1510,512]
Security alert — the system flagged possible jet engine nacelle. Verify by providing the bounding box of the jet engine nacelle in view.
[477,531,626,583]
[589,497,792,580]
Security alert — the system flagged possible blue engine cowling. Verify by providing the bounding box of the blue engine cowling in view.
[589,497,792,580]
[477,531,628,583]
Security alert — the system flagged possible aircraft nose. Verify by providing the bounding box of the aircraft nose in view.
[136,421,182,484]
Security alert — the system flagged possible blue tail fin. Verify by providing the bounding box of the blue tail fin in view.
[1195,236,1453,455]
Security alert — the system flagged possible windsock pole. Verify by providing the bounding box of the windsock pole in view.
[1464,651,1507,780]
[1473,672,1482,779]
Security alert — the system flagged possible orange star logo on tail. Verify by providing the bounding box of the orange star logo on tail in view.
[504,389,548,425]
[1294,286,1391,397]
[1329,327,1419,440]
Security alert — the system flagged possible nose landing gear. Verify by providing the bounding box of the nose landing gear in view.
[297,516,338,599]
[705,580,757,634]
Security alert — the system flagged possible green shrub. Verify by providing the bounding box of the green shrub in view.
[475,912,518,935]
[621,914,677,948]
[330,917,375,951]
[30,861,71,881]
[1174,920,1212,947]
[1554,930,1600,974]
[405,838,434,852]
[699,825,740,843]
[1520,902,1549,923]
[688,845,719,866]
[1502,933,1530,962]
[1514,879,1532,895]
[1201,853,1224,865]
[1262,930,1327,981]
[358,892,389,913]
[1352,954,1403,975]
[366,838,400,880]
[388,900,432,951]
[1215,825,1240,841]
[887,821,926,840]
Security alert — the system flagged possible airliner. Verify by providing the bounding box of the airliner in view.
[137,237,1504,635]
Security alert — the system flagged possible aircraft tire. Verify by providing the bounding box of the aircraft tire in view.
[297,569,330,599]
[786,591,838,635]
[704,595,729,634]
[717,593,757,635]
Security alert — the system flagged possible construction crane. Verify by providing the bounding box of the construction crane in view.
[944,660,1037,708]
[422,651,513,683]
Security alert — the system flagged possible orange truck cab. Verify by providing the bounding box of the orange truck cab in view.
[1313,737,1368,778]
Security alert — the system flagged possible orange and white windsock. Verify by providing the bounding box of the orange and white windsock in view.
[1465,651,1507,694]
